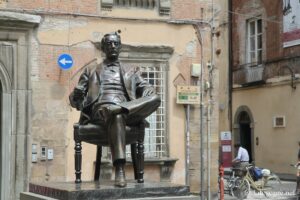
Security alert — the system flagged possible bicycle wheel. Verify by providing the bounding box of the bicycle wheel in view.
[231,178,250,199]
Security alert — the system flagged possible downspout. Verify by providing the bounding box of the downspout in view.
[229,0,233,132]
[207,0,215,199]
[185,104,191,186]
[196,25,206,200]
[193,22,207,199]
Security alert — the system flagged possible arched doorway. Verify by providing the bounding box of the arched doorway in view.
[238,111,252,162]
[0,54,12,200]
[233,106,254,163]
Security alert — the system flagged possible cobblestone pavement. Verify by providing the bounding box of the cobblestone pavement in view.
[224,180,299,200]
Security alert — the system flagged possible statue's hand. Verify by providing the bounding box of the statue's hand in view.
[107,104,123,114]
[142,88,155,97]
[99,105,124,122]
[73,87,85,100]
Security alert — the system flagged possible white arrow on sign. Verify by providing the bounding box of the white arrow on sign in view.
[59,58,73,65]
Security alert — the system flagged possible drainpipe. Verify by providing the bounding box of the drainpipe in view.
[200,30,205,200]
[207,0,215,199]
[185,104,191,186]
[229,0,233,132]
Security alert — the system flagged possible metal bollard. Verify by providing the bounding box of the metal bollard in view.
[219,165,224,200]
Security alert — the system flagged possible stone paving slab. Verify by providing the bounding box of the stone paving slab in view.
[224,180,299,200]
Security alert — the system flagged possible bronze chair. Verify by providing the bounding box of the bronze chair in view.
[73,121,147,184]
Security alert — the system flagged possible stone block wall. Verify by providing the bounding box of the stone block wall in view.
[30,41,96,182]
[232,0,300,69]
[7,0,98,14]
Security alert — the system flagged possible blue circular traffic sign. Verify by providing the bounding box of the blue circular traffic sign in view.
[58,54,73,70]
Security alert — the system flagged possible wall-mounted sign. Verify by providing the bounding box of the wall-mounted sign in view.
[220,131,232,168]
[58,54,73,70]
[176,85,200,105]
[220,131,232,141]
[283,0,300,47]
[222,145,232,153]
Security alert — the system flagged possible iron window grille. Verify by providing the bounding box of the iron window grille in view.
[114,0,157,9]
[101,0,170,15]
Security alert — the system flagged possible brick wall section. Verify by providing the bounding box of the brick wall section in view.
[232,0,300,69]
[7,0,98,14]
[38,45,96,84]
[30,44,96,181]
[171,0,213,20]
[172,1,222,194]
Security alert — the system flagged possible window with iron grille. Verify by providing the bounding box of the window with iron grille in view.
[137,65,167,158]
[114,0,158,9]
[247,18,262,64]
[101,0,170,15]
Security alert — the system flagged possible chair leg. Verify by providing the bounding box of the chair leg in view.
[94,145,102,181]
[137,139,144,183]
[131,142,138,180]
[74,140,82,183]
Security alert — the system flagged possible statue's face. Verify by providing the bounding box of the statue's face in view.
[102,34,121,61]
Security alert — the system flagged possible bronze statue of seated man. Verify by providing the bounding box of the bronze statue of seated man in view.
[69,32,160,187]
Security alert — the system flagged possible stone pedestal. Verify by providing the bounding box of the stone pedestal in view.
[22,181,197,200]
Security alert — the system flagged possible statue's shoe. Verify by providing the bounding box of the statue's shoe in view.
[115,165,127,187]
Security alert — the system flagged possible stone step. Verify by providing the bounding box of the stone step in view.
[21,192,57,200]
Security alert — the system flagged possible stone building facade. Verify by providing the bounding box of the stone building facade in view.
[0,0,229,199]
[232,0,300,176]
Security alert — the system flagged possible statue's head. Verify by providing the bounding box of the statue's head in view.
[101,31,121,61]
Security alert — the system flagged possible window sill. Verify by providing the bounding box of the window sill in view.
[127,157,178,165]
[100,157,178,165]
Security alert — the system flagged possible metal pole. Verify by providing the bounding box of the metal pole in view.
[185,104,191,186]
[199,29,205,200]
[207,103,211,200]
[207,0,215,199]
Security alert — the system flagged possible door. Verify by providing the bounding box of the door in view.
[0,42,13,200]
[239,111,253,163]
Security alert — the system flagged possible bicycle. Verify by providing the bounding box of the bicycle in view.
[290,163,300,200]
[238,164,281,198]
[224,168,250,199]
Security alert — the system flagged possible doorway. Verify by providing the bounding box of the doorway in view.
[233,106,254,164]
[239,111,252,162]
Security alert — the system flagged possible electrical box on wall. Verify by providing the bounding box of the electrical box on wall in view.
[47,149,54,160]
[191,63,201,77]
[41,146,47,161]
[273,116,286,128]
[32,144,37,163]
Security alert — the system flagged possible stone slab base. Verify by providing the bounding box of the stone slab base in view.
[21,192,57,200]
[120,196,199,200]
[25,181,192,200]
[21,193,199,200]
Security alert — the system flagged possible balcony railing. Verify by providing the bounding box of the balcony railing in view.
[233,56,300,87]
[233,63,265,86]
